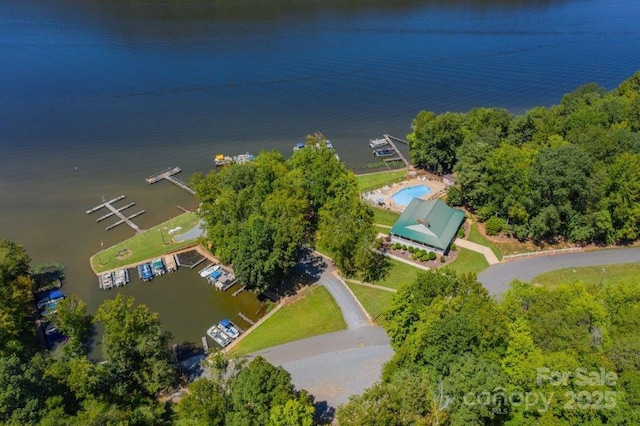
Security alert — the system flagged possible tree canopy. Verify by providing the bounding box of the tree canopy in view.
[338,269,640,424]
[409,72,640,244]
[193,133,388,290]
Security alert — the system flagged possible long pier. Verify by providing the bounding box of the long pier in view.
[146,167,196,196]
[95,202,135,222]
[383,134,410,167]
[86,196,145,234]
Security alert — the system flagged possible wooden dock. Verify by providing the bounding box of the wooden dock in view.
[146,167,195,196]
[238,312,255,325]
[86,196,145,234]
[383,134,410,167]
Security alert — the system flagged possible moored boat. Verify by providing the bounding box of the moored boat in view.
[138,263,153,281]
[99,272,114,290]
[218,319,240,339]
[369,138,388,149]
[206,325,233,347]
[151,258,166,276]
[374,148,395,157]
[199,263,220,277]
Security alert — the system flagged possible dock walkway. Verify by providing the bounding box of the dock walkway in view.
[382,134,410,167]
[86,196,144,234]
[146,167,196,196]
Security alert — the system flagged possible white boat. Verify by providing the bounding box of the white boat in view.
[113,269,129,287]
[199,263,220,277]
[218,319,240,339]
[99,272,114,290]
[369,138,388,149]
[214,272,236,291]
[206,325,233,347]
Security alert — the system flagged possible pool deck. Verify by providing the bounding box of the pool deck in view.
[361,176,446,213]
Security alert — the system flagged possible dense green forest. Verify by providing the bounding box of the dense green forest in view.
[0,239,313,425]
[408,72,640,244]
[338,269,640,425]
[192,133,388,292]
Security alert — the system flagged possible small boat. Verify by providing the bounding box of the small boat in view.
[233,152,255,164]
[214,154,232,166]
[207,269,223,284]
[374,148,395,157]
[218,319,240,339]
[151,258,166,276]
[44,323,58,335]
[214,273,236,291]
[113,269,129,287]
[41,300,59,316]
[206,325,233,347]
[137,263,154,281]
[199,263,220,278]
[293,142,306,152]
[369,138,388,149]
[37,289,65,309]
[98,272,114,290]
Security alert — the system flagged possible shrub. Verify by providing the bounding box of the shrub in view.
[450,244,457,251]
[408,246,415,253]
[421,253,430,261]
[440,255,446,263]
[418,249,427,257]
[485,217,507,236]
[428,251,436,261]
[457,226,465,238]
[401,245,408,251]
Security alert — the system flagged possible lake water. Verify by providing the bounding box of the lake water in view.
[1,0,638,349]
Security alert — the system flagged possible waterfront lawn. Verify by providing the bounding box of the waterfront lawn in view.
[91,212,200,273]
[372,206,400,227]
[372,258,424,290]
[346,282,395,325]
[532,262,640,290]
[230,285,346,356]
[445,248,489,276]
[357,169,407,191]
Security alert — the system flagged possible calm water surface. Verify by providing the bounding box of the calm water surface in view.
[1,0,638,349]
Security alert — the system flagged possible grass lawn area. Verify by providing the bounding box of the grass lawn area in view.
[346,282,395,325]
[445,248,489,276]
[356,169,407,191]
[467,220,503,260]
[532,262,640,290]
[91,212,200,273]
[374,225,390,236]
[373,258,424,290]
[372,206,400,226]
[230,285,347,356]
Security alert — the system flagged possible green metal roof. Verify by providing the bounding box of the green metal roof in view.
[390,198,465,250]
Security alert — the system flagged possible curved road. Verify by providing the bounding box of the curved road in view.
[478,246,640,296]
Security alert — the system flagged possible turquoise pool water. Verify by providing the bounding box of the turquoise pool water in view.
[392,185,432,206]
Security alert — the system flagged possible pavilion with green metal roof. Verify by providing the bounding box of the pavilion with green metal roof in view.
[389,198,465,254]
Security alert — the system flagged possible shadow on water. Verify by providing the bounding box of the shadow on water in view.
[314,400,336,424]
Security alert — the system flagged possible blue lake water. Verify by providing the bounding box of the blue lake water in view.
[0,0,638,347]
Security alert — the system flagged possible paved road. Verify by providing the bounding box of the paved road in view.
[478,246,640,296]
[173,220,205,243]
[250,327,393,414]
[319,268,370,329]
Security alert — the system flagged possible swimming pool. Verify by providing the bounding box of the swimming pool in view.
[391,185,432,206]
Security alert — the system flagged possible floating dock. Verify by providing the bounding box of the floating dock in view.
[382,134,410,167]
[86,196,144,234]
[146,167,196,196]
[164,254,178,272]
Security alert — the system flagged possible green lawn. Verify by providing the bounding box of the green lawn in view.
[91,212,200,273]
[356,169,407,191]
[445,248,489,276]
[373,258,424,290]
[372,206,400,226]
[230,285,347,356]
[532,262,640,290]
[467,220,503,260]
[346,282,395,325]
